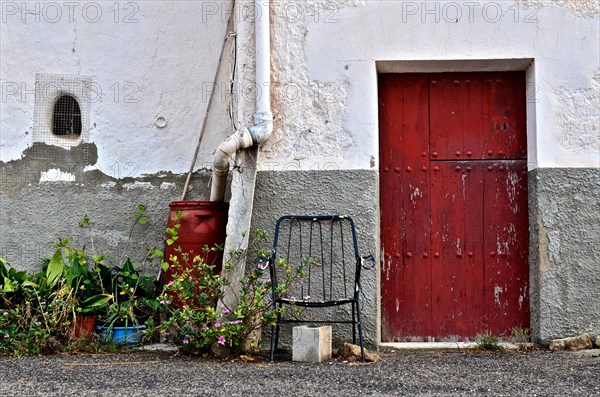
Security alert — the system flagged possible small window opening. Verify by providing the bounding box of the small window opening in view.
[52,95,82,136]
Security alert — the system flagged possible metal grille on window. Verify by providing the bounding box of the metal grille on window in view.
[52,95,82,136]
[32,74,91,159]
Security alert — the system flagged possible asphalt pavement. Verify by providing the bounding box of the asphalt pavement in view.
[0,348,598,396]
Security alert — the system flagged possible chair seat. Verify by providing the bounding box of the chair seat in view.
[277,298,355,308]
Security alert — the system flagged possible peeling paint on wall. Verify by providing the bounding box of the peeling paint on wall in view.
[263,0,356,167]
[39,169,76,183]
[547,230,561,264]
[556,69,600,153]
[0,142,217,269]
[523,0,600,19]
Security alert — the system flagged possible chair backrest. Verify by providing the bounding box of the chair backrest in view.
[269,215,361,304]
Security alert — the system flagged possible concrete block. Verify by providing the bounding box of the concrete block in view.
[292,325,332,363]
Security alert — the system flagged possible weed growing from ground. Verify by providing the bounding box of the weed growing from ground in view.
[476,331,502,351]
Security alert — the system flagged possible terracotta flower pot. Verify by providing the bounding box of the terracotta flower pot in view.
[73,316,96,340]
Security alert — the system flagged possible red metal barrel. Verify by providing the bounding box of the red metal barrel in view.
[164,201,229,283]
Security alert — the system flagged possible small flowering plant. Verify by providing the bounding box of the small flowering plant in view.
[155,252,263,353]
[154,229,294,355]
[155,249,226,352]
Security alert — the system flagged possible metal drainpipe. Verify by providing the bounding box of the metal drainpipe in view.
[210,0,273,202]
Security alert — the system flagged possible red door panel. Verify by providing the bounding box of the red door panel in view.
[429,72,527,160]
[379,74,431,341]
[430,162,486,339]
[483,160,530,336]
[430,73,484,160]
[482,73,527,159]
[380,72,529,342]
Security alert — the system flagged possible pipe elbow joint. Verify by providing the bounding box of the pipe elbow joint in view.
[213,128,254,169]
[248,111,273,145]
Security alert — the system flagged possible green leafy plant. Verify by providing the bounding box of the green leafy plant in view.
[43,239,113,316]
[1,205,309,356]
[476,331,502,351]
[98,258,157,330]
[0,256,79,355]
[0,204,163,355]
[94,206,163,339]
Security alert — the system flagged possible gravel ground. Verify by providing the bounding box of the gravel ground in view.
[0,348,598,396]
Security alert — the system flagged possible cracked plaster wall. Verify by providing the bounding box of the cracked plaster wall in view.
[1,1,234,173]
[262,0,599,170]
[1,2,235,268]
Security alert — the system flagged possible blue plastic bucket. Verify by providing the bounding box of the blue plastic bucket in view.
[97,325,146,346]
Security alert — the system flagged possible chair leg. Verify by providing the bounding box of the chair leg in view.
[269,304,282,363]
[355,298,365,362]
[269,324,276,363]
[351,301,357,345]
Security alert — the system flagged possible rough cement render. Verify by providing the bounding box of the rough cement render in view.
[529,168,600,343]
[262,0,359,168]
[556,68,600,153]
[0,143,216,272]
[250,169,378,347]
[524,0,600,19]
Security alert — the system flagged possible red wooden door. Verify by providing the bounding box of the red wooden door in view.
[380,72,529,341]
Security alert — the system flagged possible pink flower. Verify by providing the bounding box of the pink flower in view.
[218,336,226,345]
[221,308,230,314]
[214,322,221,328]
[182,339,189,344]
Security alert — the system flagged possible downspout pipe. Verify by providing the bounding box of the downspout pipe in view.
[210,0,273,202]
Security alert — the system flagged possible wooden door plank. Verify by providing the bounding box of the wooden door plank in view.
[483,160,530,336]
[431,162,469,339]
[462,162,486,337]
[430,73,484,160]
[431,162,497,339]
[379,74,431,341]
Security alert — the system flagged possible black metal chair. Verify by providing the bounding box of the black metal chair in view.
[268,215,372,362]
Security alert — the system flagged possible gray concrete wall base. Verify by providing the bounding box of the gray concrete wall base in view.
[0,143,215,273]
[251,170,379,348]
[529,168,600,343]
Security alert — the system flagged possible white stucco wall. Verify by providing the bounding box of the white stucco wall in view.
[263,0,599,171]
[1,1,598,174]
[1,0,234,176]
